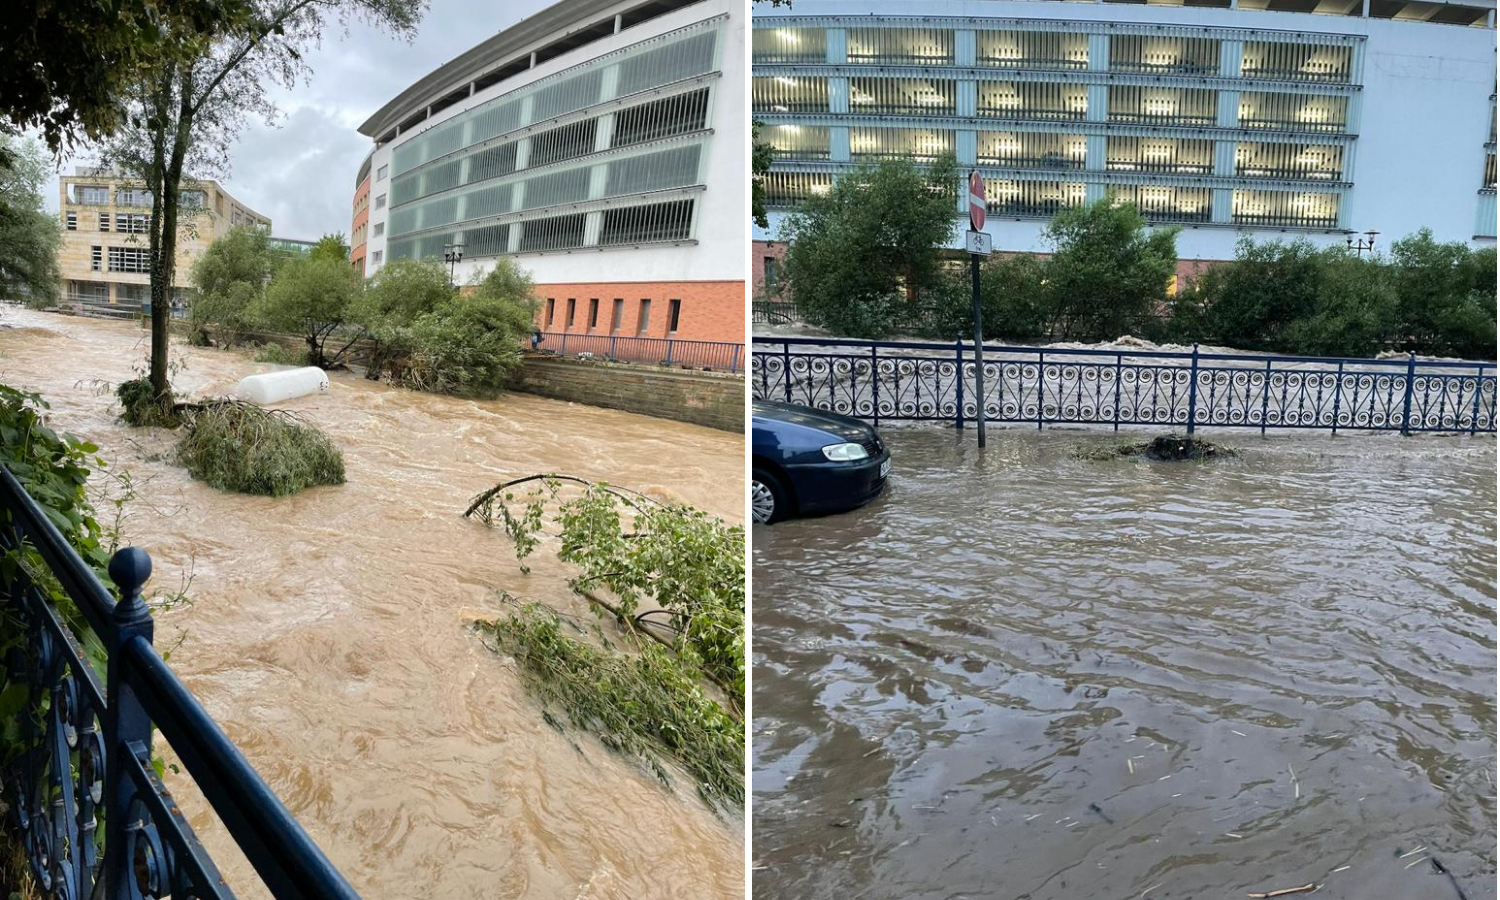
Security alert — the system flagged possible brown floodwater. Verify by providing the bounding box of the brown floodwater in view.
[0,308,744,899]
[752,426,1495,900]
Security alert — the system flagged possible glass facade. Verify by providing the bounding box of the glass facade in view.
[753,18,1364,230]
[385,19,723,261]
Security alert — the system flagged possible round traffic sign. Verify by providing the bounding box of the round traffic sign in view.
[968,171,985,232]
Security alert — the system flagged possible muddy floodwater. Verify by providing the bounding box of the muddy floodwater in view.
[752,426,1495,900]
[0,308,744,899]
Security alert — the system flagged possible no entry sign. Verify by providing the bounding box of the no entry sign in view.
[968,171,985,232]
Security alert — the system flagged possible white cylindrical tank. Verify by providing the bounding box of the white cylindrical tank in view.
[233,367,329,405]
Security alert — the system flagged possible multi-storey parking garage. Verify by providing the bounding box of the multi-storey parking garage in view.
[752,0,1496,266]
[357,0,745,345]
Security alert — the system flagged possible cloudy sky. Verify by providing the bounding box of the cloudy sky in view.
[44,0,553,240]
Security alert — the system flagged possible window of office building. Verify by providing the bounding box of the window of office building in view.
[377,164,389,181]
[375,194,387,209]
[1107,184,1212,223]
[1234,142,1345,181]
[1105,137,1213,175]
[668,298,682,333]
[978,131,1087,170]
[850,77,956,117]
[752,76,829,114]
[374,222,384,237]
[637,299,651,334]
[588,298,599,329]
[1108,87,1217,126]
[1241,41,1353,84]
[1238,92,1348,133]
[546,298,555,326]
[764,257,780,292]
[98,212,110,231]
[117,188,152,207]
[1109,35,1220,76]
[846,27,953,66]
[90,246,102,271]
[107,246,149,273]
[372,250,383,263]
[978,81,1087,121]
[76,186,108,205]
[115,213,150,234]
[611,299,624,332]
[761,124,831,161]
[566,298,576,327]
[1231,189,1340,228]
[64,211,76,230]
[849,127,954,163]
[985,179,1086,217]
[976,29,1088,71]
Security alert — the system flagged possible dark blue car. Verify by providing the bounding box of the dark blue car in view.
[751,400,891,524]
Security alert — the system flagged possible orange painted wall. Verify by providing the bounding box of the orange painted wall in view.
[350,175,370,277]
[533,279,744,344]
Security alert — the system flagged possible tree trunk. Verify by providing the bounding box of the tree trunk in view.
[146,66,174,395]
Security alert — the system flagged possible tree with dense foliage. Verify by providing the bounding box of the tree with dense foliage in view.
[1040,200,1179,342]
[350,257,454,378]
[0,1,248,153]
[0,135,62,308]
[395,260,537,395]
[250,255,363,369]
[189,225,276,344]
[780,155,959,338]
[97,0,424,405]
[750,122,773,231]
[1386,230,1497,359]
[310,232,351,263]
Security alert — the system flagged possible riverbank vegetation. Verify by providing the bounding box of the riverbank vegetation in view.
[774,163,1497,359]
[466,475,744,808]
[0,135,62,310]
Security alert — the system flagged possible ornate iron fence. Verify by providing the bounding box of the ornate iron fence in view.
[751,337,1498,435]
[534,331,743,374]
[0,465,361,899]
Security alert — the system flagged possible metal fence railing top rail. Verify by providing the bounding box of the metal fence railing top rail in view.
[535,330,745,374]
[1,464,362,899]
[752,336,1498,435]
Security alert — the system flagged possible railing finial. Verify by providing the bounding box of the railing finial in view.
[108,546,153,617]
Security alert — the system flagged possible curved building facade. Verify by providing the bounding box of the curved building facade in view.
[357,0,745,344]
[752,0,1496,264]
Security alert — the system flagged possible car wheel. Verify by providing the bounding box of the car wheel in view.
[751,468,790,524]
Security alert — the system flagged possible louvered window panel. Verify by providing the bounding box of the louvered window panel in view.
[1108,87,1217,126]
[752,27,827,64]
[846,27,954,66]
[1231,189,1340,227]
[530,119,598,168]
[599,200,695,245]
[1234,142,1344,180]
[1110,36,1220,75]
[518,213,588,252]
[978,81,1087,121]
[1237,92,1348,133]
[1107,184,1212,223]
[849,78,956,117]
[753,76,829,114]
[1105,137,1213,174]
[975,30,1088,70]
[763,124,830,160]
[984,179,1086,217]
[848,127,954,162]
[1241,41,1353,83]
[977,131,1087,170]
[761,171,833,207]
[612,88,710,148]
[606,144,702,196]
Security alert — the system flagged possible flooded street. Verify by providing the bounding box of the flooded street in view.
[0,308,744,899]
[752,427,1496,900]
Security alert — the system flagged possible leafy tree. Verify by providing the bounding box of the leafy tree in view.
[750,121,773,231]
[1387,229,1496,358]
[395,260,537,395]
[0,136,61,307]
[1041,201,1178,342]
[780,154,958,338]
[350,257,454,378]
[924,253,1049,343]
[98,0,423,401]
[189,225,276,344]
[0,1,249,152]
[310,232,350,263]
[1192,238,1324,351]
[250,255,363,369]
[1280,251,1397,357]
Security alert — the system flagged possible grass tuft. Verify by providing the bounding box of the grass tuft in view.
[176,402,345,496]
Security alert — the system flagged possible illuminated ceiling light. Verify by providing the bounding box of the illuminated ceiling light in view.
[776,76,798,87]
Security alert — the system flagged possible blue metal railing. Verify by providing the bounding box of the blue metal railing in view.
[534,331,744,374]
[752,336,1498,435]
[0,465,361,899]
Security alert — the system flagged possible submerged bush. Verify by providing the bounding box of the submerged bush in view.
[176,403,344,496]
[115,378,178,428]
[253,342,308,366]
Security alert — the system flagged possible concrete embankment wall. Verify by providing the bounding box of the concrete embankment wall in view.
[510,358,744,433]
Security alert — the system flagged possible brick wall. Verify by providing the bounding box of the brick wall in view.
[532,279,744,344]
[751,241,787,301]
[510,357,744,432]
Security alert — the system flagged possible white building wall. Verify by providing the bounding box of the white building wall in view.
[755,0,1498,259]
[363,0,745,284]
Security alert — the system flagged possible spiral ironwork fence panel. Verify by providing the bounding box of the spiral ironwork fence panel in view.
[751,337,1497,435]
[0,465,362,900]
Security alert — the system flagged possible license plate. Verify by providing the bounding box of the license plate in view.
[879,459,891,479]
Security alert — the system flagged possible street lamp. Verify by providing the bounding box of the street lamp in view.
[1346,230,1379,256]
[442,242,465,287]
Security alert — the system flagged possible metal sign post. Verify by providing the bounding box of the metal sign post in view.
[967,171,990,448]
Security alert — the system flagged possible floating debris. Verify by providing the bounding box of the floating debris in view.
[1141,883,1163,897]
[1404,857,1430,870]
[1398,846,1427,859]
[1074,435,1237,462]
[1247,885,1317,898]
[1430,857,1471,900]
[1088,802,1115,824]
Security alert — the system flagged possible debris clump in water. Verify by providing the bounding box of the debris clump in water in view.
[1074,434,1237,462]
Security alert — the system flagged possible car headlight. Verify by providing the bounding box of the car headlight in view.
[821,442,869,462]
